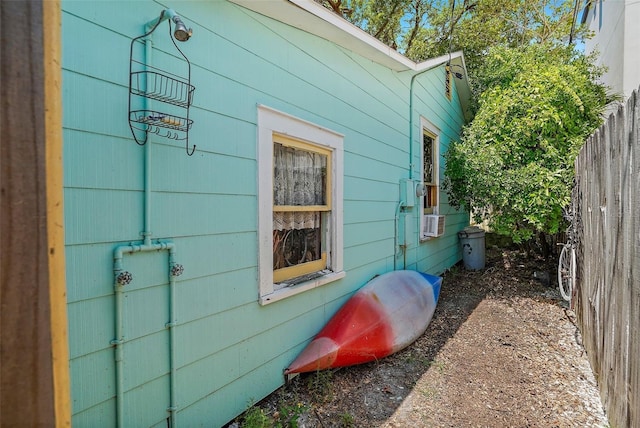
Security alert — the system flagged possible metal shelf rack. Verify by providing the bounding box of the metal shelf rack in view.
[128,13,196,155]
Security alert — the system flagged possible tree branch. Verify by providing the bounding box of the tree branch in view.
[405,0,425,52]
[326,0,344,16]
[373,0,405,40]
[441,1,478,46]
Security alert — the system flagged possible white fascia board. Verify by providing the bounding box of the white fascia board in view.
[287,0,415,70]
[228,0,470,77]
[228,0,413,71]
[415,52,458,71]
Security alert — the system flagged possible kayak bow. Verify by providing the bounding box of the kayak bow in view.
[285,270,441,374]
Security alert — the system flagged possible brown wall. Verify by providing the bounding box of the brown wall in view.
[0,1,70,426]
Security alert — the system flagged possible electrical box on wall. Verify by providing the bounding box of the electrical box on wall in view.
[400,179,416,207]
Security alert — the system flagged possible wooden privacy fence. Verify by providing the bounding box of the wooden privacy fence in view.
[574,86,639,428]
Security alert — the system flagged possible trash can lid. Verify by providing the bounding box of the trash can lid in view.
[458,226,485,238]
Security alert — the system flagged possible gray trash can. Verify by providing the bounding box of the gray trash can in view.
[458,226,486,270]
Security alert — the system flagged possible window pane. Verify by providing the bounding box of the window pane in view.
[273,224,322,270]
[423,133,434,184]
[424,185,436,210]
[274,142,327,206]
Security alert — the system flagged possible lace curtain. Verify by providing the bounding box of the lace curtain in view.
[273,142,326,231]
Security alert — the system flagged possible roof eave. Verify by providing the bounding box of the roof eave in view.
[228,0,415,71]
[227,0,472,120]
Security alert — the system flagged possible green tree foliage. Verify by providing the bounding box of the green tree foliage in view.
[314,0,608,245]
[315,0,585,76]
[443,44,607,242]
[405,0,582,74]
[314,0,417,50]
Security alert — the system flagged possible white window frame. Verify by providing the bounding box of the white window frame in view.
[420,117,441,241]
[257,105,345,305]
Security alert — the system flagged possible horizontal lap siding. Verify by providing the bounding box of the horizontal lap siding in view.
[62,1,467,426]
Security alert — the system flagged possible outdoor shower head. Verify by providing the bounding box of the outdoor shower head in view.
[171,15,192,42]
[146,9,193,42]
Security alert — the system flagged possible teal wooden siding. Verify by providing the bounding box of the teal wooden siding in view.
[62,1,467,426]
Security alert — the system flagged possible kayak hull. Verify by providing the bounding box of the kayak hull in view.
[285,270,442,374]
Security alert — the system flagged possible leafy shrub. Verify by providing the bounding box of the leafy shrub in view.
[444,44,608,243]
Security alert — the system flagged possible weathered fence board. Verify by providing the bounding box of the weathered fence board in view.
[574,86,639,428]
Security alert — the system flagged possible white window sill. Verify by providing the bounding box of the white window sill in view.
[259,270,346,306]
[420,234,444,242]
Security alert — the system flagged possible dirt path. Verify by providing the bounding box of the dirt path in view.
[234,248,607,427]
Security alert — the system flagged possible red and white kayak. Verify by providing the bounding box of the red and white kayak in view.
[285,270,442,374]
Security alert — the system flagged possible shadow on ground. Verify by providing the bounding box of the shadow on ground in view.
[230,244,606,427]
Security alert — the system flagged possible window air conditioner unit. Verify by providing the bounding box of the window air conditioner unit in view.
[424,215,445,237]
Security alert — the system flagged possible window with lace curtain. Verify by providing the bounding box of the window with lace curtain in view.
[272,136,330,282]
[257,106,345,305]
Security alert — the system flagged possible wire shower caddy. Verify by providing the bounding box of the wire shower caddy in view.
[128,12,196,155]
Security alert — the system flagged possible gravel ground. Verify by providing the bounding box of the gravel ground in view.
[231,247,608,428]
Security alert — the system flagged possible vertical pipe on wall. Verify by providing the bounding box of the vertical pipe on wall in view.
[167,247,178,427]
[397,65,441,269]
[142,35,153,246]
[141,23,178,427]
[400,64,445,270]
[112,249,126,428]
[111,12,184,425]
[394,201,406,270]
